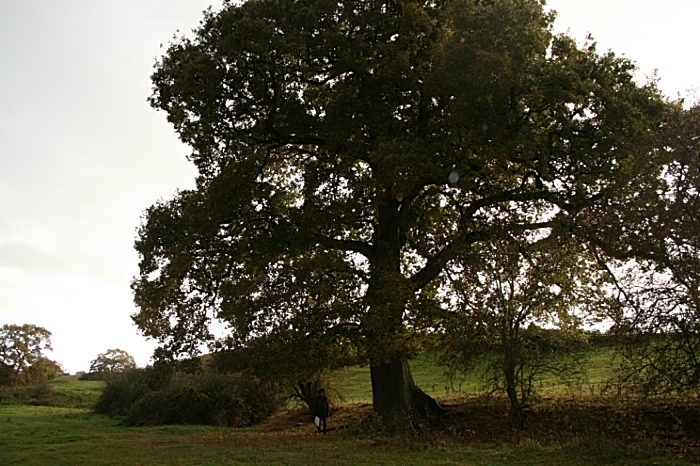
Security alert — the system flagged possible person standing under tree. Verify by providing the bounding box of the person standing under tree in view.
[314,389,329,434]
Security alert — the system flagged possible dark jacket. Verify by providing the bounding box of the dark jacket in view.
[315,396,329,418]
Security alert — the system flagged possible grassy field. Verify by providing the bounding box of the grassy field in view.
[341,347,618,403]
[1,352,698,465]
[2,401,695,466]
[341,353,483,403]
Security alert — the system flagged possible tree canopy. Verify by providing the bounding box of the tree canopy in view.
[0,324,62,386]
[439,230,605,427]
[89,349,137,374]
[585,102,700,395]
[133,0,667,423]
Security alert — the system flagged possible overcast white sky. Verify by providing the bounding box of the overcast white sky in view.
[1,1,698,373]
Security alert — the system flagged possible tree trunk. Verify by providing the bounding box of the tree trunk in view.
[509,393,525,430]
[365,191,444,426]
[296,381,320,420]
[370,358,444,427]
[504,339,526,429]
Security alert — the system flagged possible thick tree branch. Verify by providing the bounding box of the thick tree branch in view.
[315,235,374,262]
[410,220,560,291]
[410,229,491,290]
[463,188,569,219]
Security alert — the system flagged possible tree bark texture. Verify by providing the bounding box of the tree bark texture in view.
[370,358,444,426]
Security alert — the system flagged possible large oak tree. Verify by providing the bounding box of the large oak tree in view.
[133,0,666,424]
[89,349,137,374]
[0,324,61,386]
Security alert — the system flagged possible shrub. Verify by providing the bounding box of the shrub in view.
[95,369,281,427]
[94,367,167,417]
[79,371,122,382]
[0,382,56,406]
[78,372,103,381]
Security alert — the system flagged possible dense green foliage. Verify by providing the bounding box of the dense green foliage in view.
[81,348,138,381]
[133,0,667,424]
[88,348,137,374]
[95,368,281,427]
[94,368,167,417]
[0,324,63,387]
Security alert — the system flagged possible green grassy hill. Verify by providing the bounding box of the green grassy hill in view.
[339,347,618,403]
[0,374,104,410]
[340,353,480,403]
[46,375,105,409]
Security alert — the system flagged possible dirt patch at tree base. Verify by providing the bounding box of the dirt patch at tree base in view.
[252,396,700,462]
